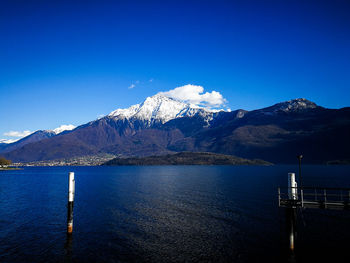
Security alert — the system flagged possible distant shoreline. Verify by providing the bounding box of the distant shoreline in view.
[0,167,22,171]
[326,159,350,165]
[103,152,273,166]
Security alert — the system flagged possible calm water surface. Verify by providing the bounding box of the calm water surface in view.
[0,165,350,263]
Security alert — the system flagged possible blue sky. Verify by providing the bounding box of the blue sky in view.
[1,0,349,142]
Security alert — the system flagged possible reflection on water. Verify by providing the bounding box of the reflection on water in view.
[64,234,73,263]
[0,165,350,262]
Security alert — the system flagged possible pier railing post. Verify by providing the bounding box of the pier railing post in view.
[301,189,304,208]
[278,187,281,207]
[315,188,317,201]
[67,172,75,234]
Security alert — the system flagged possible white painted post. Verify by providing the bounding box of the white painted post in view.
[68,172,75,202]
[67,172,75,234]
[287,173,297,251]
[288,173,297,200]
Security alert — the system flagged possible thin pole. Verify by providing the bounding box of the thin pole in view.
[278,187,281,207]
[67,172,75,234]
[298,155,303,189]
[301,189,304,208]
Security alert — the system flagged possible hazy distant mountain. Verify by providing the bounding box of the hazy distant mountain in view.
[4,96,350,164]
[0,130,56,154]
[0,125,76,154]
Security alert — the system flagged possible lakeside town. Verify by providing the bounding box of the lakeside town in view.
[9,154,117,167]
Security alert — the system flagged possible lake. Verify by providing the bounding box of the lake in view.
[0,165,350,263]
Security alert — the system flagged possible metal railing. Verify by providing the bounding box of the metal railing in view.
[278,186,350,209]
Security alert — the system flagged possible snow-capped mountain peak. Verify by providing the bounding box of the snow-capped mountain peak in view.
[52,124,76,134]
[260,98,319,115]
[108,94,216,126]
[274,98,318,112]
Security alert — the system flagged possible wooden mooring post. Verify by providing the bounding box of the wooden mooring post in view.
[67,172,75,234]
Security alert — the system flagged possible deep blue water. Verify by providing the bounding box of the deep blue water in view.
[0,165,350,263]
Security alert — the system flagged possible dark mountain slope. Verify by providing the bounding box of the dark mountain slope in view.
[169,106,350,163]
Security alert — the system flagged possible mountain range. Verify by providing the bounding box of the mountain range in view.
[2,94,350,164]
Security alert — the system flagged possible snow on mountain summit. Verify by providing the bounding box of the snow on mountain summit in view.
[108,94,217,126]
[260,98,319,115]
[273,98,318,112]
[52,124,76,134]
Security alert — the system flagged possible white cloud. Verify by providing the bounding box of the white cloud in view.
[53,124,76,134]
[4,130,33,137]
[1,130,33,144]
[159,84,227,108]
[0,138,19,144]
[128,84,136,89]
[128,80,140,89]
[149,78,154,82]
